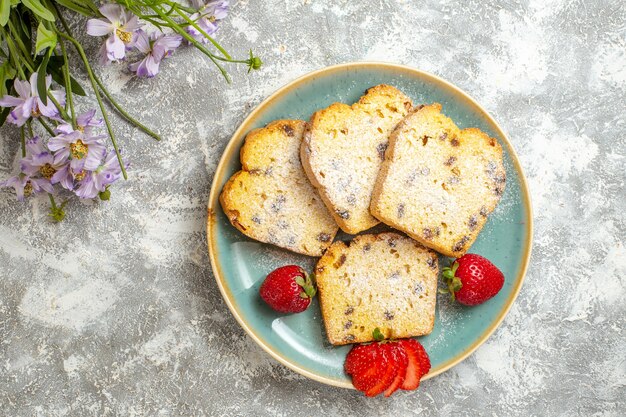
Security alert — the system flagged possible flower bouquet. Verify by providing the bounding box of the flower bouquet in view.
[0,0,260,220]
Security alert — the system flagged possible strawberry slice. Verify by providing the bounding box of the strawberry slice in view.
[413,341,431,378]
[345,343,388,393]
[364,343,398,397]
[383,342,408,397]
[398,339,422,390]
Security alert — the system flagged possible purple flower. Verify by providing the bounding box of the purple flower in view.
[86,4,142,64]
[186,0,229,42]
[48,128,107,173]
[19,136,74,191]
[129,30,182,78]
[55,109,103,137]
[1,172,53,201]
[75,150,125,199]
[0,72,65,126]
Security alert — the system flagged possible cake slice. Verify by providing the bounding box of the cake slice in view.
[220,120,339,256]
[300,85,413,234]
[370,104,506,258]
[315,233,438,345]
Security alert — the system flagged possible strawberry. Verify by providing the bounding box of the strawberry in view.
[259,265,316,313]
[364,343,399,397]
[398,339,423,390]
[345,343,388,392]
[413,341,431,378]
[383,343,408,397]
[442,254,505,306]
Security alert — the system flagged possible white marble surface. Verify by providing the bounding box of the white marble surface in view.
[1,0,625,415]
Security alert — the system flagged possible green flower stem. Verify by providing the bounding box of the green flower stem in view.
[151,5,231,82]
[58,38,76,128]
[169,4,232,60]
[26,120,35,137]
[37,117,55,136]
[57,31,127,180]
[160,1,196,14]
[48,193,66,222]
[92,74,161,141]
[20,126,26,157]
[53,4,159,142]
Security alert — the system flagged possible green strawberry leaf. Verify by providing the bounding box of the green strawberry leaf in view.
[372,327,385,342]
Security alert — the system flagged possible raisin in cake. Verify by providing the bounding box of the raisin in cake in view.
[370,104,506,258]
[220,120,338,256]
[300,85,413,234]
[315,233,438,345]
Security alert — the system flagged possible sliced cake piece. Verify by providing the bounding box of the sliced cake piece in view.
[300,85,413,234]
[315,233,438,345]
[220,120,339,256]
[370,104,506,258]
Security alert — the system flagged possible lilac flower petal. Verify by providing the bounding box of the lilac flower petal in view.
[135,56,151,77]
[32,178,54,194]
[54,123,74,134]
[21,97,35,118]
[75,175,99,199]
[124,14,142,31]
[20,159,39,176]
[3,175,27,201]
[25,136,43,154]
[133,29,151,54]
[157,34,183,51]
[13,79,31,99]
[86,18,114,36]
[128,60,141,73]
[48,131,80,151]
[0,96,24,106]
[107,35,126,60]
[28,72,38,96]
[98,42,110,66]
[50,89,66,105]
[144,55,160,77]
[76,109,97,126]
[99,4,124,24]
[70,157,85,172]
[83,145,106,171]
[51,164,73,190]
[38,97,60,118]
[53,150,69,165]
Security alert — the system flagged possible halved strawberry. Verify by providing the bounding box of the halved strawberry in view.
[364,343,398,397]
[398,339,422,390]
[413,341,431,377]
[345,343,388,392]
[383,342,408,397]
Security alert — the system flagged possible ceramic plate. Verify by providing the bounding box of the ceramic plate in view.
[207,63,532,388]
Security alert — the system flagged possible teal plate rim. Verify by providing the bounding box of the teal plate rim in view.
[207,62,533,389]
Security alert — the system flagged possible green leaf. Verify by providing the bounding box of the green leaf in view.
[0,60,16,96]
[35,22,56,54]
[0,0,10,27]
[372,327,385,342]
[53,0,95,16]
[294,276,305,287]
[37,50,51,105]
[22,0,55,22]
[49,67,86,96]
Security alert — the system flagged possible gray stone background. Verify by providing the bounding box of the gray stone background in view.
[1,0,625,415]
